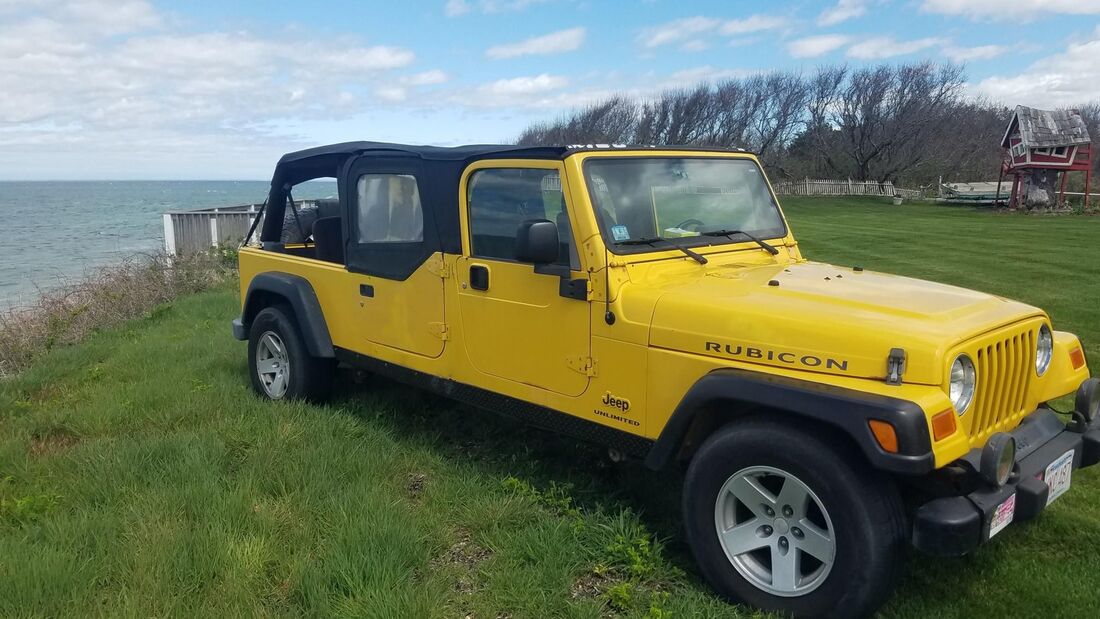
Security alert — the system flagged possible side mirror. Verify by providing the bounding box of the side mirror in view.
[515,219,559,264]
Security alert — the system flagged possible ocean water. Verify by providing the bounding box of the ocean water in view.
[0,180,337,309]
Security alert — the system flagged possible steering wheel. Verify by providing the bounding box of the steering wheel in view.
[675,218,705,231]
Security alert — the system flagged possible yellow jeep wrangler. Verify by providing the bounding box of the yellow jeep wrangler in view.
[233,142,1099,618]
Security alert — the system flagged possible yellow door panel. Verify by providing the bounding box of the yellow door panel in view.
[355,255,446,358]
[456,257,590,396]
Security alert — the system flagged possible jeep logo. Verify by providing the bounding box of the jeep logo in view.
[704,341,849,371]
[601,392,631,412]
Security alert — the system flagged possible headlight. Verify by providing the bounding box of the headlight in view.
[1036,324,1053,376]
[950,354,976,415]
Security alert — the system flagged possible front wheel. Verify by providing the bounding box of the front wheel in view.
[683,420,906,619]
[247,305,333,402]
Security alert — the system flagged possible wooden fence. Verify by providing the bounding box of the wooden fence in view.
[772,179,923,200]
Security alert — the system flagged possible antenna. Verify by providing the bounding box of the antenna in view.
[603,245,616,325]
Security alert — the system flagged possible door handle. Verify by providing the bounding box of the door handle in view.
[360,284,374,297]
[469,265,489,291]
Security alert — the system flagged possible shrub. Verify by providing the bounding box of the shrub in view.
[0,249,237,376]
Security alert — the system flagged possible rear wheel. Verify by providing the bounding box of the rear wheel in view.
[683,419,906,619]
[247,305,333,402]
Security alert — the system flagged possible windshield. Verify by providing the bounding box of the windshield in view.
[583,157,786,252]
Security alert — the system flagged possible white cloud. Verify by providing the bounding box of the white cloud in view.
[0,0,426,158]
[486,27,585,59]
[445,0,471,16]
[404,69,449,86]
[719,14,786,35]
[454,73,599,109]
[479,74,568,96]
[445,0,551,16]
[974,27,1100,106]
[372,70,450,103]
[921,0,1100,19]
[787,34,850,58]
[640,14,783,48]
[818,0,867,26]
[846,36,942,59]
[661,66,754,88]
[944,44,1008,62]
[639,16,719,48]
[56,0,161,35]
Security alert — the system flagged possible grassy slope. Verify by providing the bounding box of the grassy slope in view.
[1,198,1097,618]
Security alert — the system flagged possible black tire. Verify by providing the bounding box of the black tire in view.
[247,305,334,402]
[683,419,906,619]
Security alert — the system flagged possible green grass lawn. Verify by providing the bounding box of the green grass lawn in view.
[1,197,1098,618]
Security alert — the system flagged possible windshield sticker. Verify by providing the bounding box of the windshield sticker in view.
[611,225,630,241]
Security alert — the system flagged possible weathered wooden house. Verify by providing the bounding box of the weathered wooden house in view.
[999,105,1092,208]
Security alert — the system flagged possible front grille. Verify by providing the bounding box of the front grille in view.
[968,329,1035,446]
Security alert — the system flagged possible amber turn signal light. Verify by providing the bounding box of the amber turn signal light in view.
[1070,347,1086,370]
[868,419,898,453]
[932,409,957,441]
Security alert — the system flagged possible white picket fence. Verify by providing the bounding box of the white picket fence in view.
[772,178,923,200]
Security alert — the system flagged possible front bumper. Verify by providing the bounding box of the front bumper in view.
[913,379,1100,555]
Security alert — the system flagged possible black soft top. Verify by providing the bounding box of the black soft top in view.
[270,141,571,188]
[259,141,752,276]
[277,141,571,165]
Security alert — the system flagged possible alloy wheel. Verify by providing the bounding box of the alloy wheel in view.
[255,331,290,399]
[714,465,836,597]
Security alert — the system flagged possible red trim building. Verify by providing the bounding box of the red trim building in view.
[999,106,1092,208]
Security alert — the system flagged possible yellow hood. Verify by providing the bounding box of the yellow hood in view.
[644,261,1043,385]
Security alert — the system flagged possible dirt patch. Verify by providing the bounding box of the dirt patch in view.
[570,571,606,600]
[570,567,631,603]
[29,428,80,457]
[405,472,427,500]
[432,528,492,596]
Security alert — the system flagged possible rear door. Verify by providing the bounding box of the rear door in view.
[344,155,446,358]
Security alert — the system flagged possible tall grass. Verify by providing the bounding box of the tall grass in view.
[0,248,238,376]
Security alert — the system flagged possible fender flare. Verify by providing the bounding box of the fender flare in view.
[644,368,935,475]
[235,272,335,358]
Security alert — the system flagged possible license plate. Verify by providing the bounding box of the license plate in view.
[1044,450,1075,506]
[989,493,1016,539]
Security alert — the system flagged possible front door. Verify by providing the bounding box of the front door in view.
[345,155,446,358]
[456,161,591,396]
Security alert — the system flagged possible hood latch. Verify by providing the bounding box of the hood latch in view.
[886,348,907,385]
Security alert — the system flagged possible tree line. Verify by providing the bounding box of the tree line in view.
[516,61,1099,188]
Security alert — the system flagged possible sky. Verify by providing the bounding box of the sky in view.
[2,0,1100,180]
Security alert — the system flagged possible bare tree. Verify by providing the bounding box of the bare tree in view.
[517,97,637,145]
[513,60,1055,189]
[798,66,849,177]
[826,62,967,181]
[701,78,763,147]
[634,85,717,145]
[750,72,810,160]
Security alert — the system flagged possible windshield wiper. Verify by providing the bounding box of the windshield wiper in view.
[617,237,708,265]
[698,229,779,255]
